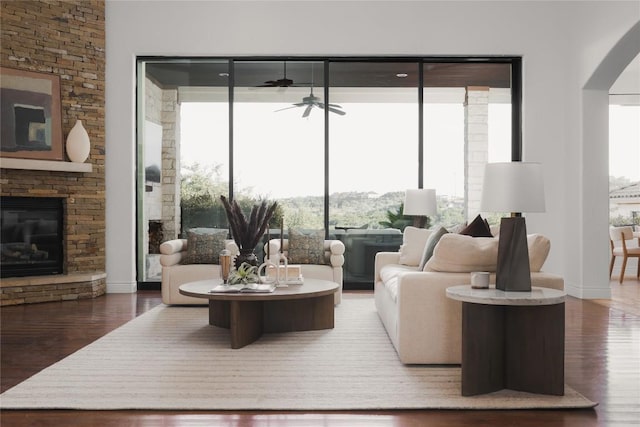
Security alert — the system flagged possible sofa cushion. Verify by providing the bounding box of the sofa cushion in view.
[425,234,498,272]
[459,214,493,237]
[380,263,416,284]
[528,233,551,272]
[288,229,326,264]
[379,264,416,302]
[399,226,432,266]
[183,228,228,264]
[418,226,448,270]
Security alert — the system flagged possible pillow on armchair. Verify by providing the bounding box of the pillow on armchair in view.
[288,229,326,264]
[182,228,228,264]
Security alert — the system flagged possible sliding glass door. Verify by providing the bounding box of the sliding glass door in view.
[328,61,419,283]
[136,57,520,286]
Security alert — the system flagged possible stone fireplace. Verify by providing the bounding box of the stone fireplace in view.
[0,180,107,306]
[1,196,64,278]
[0,1,106,305]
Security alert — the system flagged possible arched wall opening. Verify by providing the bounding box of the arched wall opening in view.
[578,21,640,299]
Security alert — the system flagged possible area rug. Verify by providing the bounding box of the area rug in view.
[0,297,596,410]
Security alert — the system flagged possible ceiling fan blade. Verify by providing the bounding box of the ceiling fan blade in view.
[318,102,343,109]
[274,105,298,112]
[302,105,313,118]
[328,106,346,115]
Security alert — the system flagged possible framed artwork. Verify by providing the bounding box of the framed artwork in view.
[1,67,63,160]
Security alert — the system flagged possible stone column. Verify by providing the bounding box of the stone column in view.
[161,89,180,240]
[464,87,490,223]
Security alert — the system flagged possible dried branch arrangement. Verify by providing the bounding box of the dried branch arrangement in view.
[220,195,278,252]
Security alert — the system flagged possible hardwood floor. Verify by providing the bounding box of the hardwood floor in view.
[1,280,639,427]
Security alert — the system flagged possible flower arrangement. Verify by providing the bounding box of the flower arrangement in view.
[220,195,277,267]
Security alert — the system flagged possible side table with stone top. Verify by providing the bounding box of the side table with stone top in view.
[446,285,566,397]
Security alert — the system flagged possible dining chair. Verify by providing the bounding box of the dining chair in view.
[609,226,640,283]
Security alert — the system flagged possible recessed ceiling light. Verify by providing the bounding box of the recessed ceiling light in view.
[219,72,229,77]
[396,73,408,78]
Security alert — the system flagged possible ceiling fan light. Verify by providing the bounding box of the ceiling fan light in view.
[396,73,408,78]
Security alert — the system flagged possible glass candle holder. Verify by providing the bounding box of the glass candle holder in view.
[219,249,231,284]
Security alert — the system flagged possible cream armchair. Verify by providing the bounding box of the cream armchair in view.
[159,238,239,305]
[266,238,345,305]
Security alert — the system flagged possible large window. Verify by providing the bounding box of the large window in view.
[136,57,520,286]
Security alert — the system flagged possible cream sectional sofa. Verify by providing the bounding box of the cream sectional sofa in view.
[374,226,564,365]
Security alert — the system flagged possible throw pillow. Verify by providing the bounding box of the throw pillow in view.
[418,226,449,271]
[182,228,228,264]
[288,229,326,264]
[460,214,493,237]
[398,226,432,266]
[528,233,551,272]
[425,233,499,272]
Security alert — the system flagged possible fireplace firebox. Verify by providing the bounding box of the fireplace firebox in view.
[1,196,64,278]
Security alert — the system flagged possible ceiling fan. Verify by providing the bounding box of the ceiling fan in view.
[274,64,346,117]
[257,62,296,88]
[275,88,346,118]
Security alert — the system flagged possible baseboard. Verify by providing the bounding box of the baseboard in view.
[565,281,612,299]
[106,281,137,293]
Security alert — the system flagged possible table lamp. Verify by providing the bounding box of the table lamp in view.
[404,189,437,228]
[480,162,545,292]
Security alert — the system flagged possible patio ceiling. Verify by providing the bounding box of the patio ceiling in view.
[145,60,512,90]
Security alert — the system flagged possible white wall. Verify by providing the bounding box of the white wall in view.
[105,1,640,297]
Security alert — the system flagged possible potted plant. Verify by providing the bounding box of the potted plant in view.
[220,195,277,268]
[227,262,260,285]
[379,202,414,231]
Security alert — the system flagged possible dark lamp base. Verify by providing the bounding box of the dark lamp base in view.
[496,217,531,292]
[412,216,427,228]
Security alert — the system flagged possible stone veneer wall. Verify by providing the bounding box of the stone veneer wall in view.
[464,86,489,222]
[144,77,180,242]
[161,89,180,241]
[141,78,179,281]
[0,1,106,305]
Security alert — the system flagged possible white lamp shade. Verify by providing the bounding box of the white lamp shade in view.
[480,162,545,213]
[404,189,437,216]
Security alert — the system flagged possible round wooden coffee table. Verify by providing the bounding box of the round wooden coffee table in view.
[179,278,339,349]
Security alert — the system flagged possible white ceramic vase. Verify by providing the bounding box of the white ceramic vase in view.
[66,119,90,163]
